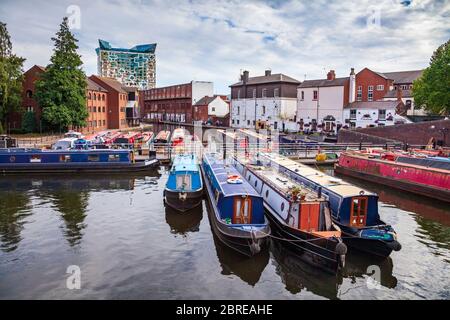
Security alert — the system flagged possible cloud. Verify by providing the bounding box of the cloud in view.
[0,0,449,93]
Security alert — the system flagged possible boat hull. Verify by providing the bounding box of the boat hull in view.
[164,188,203,213]
[335,163,450,203]
[0,159,159,175]
[264,203,344,274]
[201,165,270,257]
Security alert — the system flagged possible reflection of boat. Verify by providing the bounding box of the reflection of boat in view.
[210,223,270,286]
[201,153,271,256]
[260,153,401,258]
[164,154,203,212]
[234,157,346,273]
[165,204,203,235]
[0,149,158,174]
[343,251,397,289]
[270,240,341,299]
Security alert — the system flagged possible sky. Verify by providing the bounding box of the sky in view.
[1,0,449,94]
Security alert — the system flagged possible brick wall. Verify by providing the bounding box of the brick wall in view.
[338,119,450,146]
[338,129,401,144]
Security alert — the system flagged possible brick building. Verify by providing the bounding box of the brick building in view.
[141,81,214,123]
[193,95,230,126]
[86,79,108,132]
[89,75,129,129]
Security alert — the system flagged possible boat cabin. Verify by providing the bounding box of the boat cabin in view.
[166,154,202,192]
[203,154,265,225]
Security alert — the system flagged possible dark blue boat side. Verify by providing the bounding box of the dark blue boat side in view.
[0,148,158,174]
[201,153,270,256]
[259,153,401,257]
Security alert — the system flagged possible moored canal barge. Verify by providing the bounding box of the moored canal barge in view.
[0,148,158,174]
[201,153,271,256]
[259,153,401,257]
[335,150,450,203]
[164,154,203,212]
[233,157,347,273]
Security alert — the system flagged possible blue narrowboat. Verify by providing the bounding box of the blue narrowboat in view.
[164,154,203,212]
[0,148,158,174]
[259,153,401,257]
[201,153,271,256]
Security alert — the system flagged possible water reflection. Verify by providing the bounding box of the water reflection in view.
[0,191,31,252]
[165,204,203,235]
[270,239,340,299]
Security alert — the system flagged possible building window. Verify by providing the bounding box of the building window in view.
[237,106,240,115]
[262,105,266,115]
[93,106,97,112]
[368,86,374,101]
[350,109,357,120]
[26,106,33,112]
[274,121,278,130]
[252,89,256,98]
[262,88,267,98]
[212,107,215,112]
[401,85,408,90]
[247,120,250,126]
[237,89,241,99]
[313,90,318,100]
[376,85,384,91]
[406,100,412,109]
[274,88,279,98]
[357,86,362,101]
[378,109,386,120]
[102,94,106,101]
[232,119,235,125]
[102,107,106,112]
[93,94,96,101]
[103,120,106,126]
[237,119,240,125]
[301,91,304,100]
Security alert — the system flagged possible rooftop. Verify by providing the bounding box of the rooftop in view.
[86,78,108,92]
[344,100,403,109]
[230,73,300,87]
[89,76,127,94]
[298,77,349,88]
[379,70,424,84]
[96,39,157,54]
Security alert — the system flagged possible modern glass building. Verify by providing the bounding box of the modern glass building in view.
[96,39,157,90]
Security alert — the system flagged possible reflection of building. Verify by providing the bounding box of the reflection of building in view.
[96,39,157,90]
[193,95,230,126]
[141,81,214,123]
[230,70,300,132]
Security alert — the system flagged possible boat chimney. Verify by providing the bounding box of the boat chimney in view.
[318,186,322,198]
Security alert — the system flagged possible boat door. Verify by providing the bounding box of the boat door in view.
[350,197,367,227]
[233,196,252,224]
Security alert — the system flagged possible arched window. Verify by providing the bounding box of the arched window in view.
[102,94,105,101]
[88,92,92,100]
[93,93,97,100]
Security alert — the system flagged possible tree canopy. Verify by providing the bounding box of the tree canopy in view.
[413,39,450,115]
[35,17,87,131]
[0,21,25,129]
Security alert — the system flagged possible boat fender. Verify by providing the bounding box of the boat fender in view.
[250,231,261,255]
[335,241,347,256]
[387,240,402,252]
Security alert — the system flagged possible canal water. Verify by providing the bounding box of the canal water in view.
[0,166,449,300]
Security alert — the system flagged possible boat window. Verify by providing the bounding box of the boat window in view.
[350,197,367,227]
[108,154,120,162]
[59,155,71,162]
[254,180,258,187]
[281,202,285,212]
[30,155,41,163]
[88,155,100,162]
[265,190,269,198]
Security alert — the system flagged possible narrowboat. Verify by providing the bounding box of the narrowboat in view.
[0,148,158,174]
[233,157,347,273]
[154,130,171,144]
[335,149,450,203]
[164,154,203,212]
[171,128,188,147]
[259,153,401,257]
[201,153,271,256]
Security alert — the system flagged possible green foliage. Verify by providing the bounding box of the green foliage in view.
[21,111,36,133]
[413,39,450,115]
[0,22,25,125]
[0,121,4,134]
[35,17,87,131]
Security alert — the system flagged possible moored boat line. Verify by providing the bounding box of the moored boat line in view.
[258,152,402,257]
[233,156,347,273]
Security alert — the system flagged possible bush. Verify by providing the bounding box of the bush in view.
[21,111,37,133]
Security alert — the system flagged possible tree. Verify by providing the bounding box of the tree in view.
[0,22,25,130]
[413,39,450,115]
[21,111,36,133]
[35,17,87,131]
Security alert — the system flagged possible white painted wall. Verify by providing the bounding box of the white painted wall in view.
[230,98,298,132]
[343,107,397,128]
[297,86,345,132]
[208,97,229,117]
[191,81,214,105]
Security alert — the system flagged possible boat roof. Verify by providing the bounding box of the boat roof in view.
[260,153,376,198]
[171,154,199,172]
[246,163,325,202]
[204,153,260,198]
[0,148,131,154]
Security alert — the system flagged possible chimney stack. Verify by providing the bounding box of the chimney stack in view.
[242,70,249,84]
[327,70,336,81]
[349,68,356,103]
[265,69,272,77]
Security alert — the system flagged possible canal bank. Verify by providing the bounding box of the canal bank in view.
[0,167,449,299]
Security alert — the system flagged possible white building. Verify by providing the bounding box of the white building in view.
[343,101,408,129]
[230,70,300,132]
[297,70,349,133]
